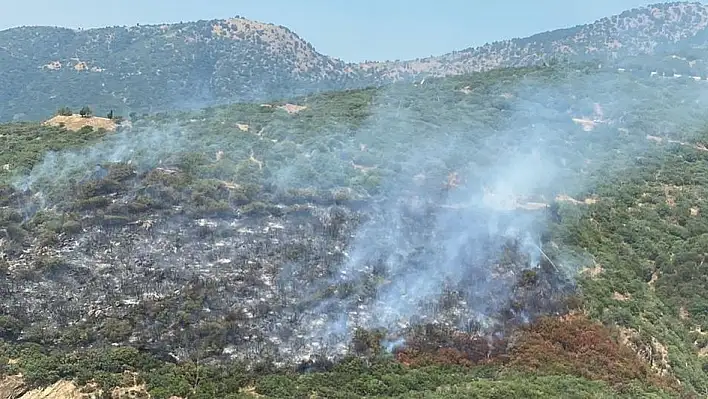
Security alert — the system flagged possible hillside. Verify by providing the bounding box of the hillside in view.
[6,2,708,121]
[0,18,380,122]
[2,61,708,397]
[364,1,708,79]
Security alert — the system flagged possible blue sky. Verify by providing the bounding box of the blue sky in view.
[0,0,688,62]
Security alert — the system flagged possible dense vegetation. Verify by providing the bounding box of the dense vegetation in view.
[3,62,708,398]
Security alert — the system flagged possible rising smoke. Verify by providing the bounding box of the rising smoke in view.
[270,76,575,351]
[268,66,708,353]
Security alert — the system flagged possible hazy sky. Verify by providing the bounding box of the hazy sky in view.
[0,0,691,62]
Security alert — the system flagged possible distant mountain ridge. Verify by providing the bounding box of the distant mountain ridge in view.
[362,1,708,79]
[3,1,708,121]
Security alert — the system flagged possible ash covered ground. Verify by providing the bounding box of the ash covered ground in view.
[0,162,576,366]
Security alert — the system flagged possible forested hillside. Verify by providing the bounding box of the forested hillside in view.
[6,2,708,122]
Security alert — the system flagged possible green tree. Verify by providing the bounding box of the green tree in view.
[56,106,73,116]
[79,106,92,118]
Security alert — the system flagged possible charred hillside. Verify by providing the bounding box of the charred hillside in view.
[0,165,573,365]
[2,64,708,397]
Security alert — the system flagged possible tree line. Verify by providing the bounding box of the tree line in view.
[55,105,121,121]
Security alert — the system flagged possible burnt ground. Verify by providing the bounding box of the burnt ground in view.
[0,164,576,367]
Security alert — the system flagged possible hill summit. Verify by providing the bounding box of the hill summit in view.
[42,114,118,132]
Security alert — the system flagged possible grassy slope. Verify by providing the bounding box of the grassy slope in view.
[1,64,708,397]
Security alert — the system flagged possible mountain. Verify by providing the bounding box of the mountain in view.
[364,1,708,79]
[0,18,380,121]
[4,2,708,121]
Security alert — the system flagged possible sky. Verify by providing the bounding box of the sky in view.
[0,0,693,62]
